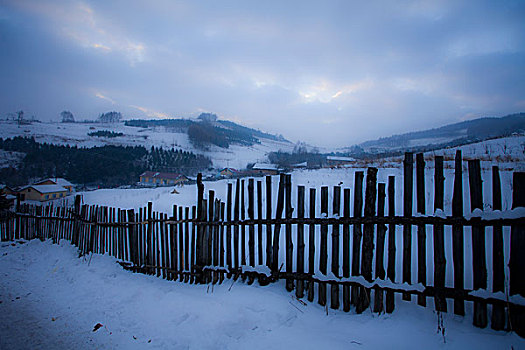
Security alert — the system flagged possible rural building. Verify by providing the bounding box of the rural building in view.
[19,185,68,202]
[34,178,74,193]
[251,163,281,176]
[139,171,188,186]
[219,168,239,178]
[292,162,308,169]
[326,156,356,167]
[0,185,17,196]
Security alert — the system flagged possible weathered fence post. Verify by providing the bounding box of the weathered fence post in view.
[248,179,256,268]
[373,183,386,313]
[331,185,341,310]
[433,156,447,312]
[357,167,377,313]
[296,185,305,299]
[285,174,294,292]
[257,180,263,266]
[452,150,465,315]
[234,179,240,272]
[342,188,351,312]
[226,183,233,274]
[351,171,364,306]
[170,205,178,280]
[307,188,316,302]
[195,173,204,283]
[179,206,185,282]
[403,152,413,301]
[510,172,525,337]
[240,181,246,269]
[319,186,329,306]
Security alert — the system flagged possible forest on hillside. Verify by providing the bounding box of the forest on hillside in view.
[0,137,211,187]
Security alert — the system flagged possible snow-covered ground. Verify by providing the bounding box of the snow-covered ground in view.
[1,239,522,350]
[0,120,295,169]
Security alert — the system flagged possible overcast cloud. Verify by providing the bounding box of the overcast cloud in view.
[1,0,524,147]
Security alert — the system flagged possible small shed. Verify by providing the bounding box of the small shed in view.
[326,156,356,167]
[139,171,188,186]
[19,185,68,202]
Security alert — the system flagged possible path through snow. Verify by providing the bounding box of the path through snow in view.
[0,240,522,349]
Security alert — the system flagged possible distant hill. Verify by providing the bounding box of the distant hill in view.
[355,113,525,154]
[125,113,287,149]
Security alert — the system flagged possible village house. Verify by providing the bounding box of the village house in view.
[19,185,68,202]
[251,163,281,176]
[34,178,74,194]
[219,168,238,178]
[139,171,188,186]
[326,156,356,167]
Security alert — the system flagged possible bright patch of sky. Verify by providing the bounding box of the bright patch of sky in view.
[0,0,524,147]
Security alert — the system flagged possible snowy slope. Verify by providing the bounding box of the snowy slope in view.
[0,120,295,169]
[1,239,522,350]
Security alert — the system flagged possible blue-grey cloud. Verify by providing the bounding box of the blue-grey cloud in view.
[0,0,524,147]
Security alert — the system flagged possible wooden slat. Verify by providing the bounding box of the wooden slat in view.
[265,176,273,268]
[185,206,191,283]
[171,205,178,280]
[296,185,305,299]
[272,174,286,272]
[491,166,505,330]
[357,167,377,313]
[403,152,413,301]
[318,186,329,306]
[373,183,386,313]
[241,181,246,267]
[234,179,240,270]
[160,212,168,279]
[510,172,525,337]
[226,183,233,271]
[257,180,263,266]
[386,176,396,313]
[248,179,256,267]
[468,159,487,327]
[307,188,316,302]
[342,188,351,312]
[285,174,294,292]
[179,206,184,282]
[331,185,341,310]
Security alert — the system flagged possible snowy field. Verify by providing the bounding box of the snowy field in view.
[0,120,295,169]
[1,239,523,350]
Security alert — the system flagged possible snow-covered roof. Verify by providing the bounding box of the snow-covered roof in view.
[35,178,74,187]
[292,162,308,168]
[252,163,280,171]
[327,156,356,162]
[23,185,68,194]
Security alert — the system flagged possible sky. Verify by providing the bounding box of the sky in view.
[0,0,524,148]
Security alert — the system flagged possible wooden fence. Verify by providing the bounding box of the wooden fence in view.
[1,151,524,337]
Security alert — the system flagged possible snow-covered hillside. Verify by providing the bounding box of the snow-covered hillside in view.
[0,120,295,169]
